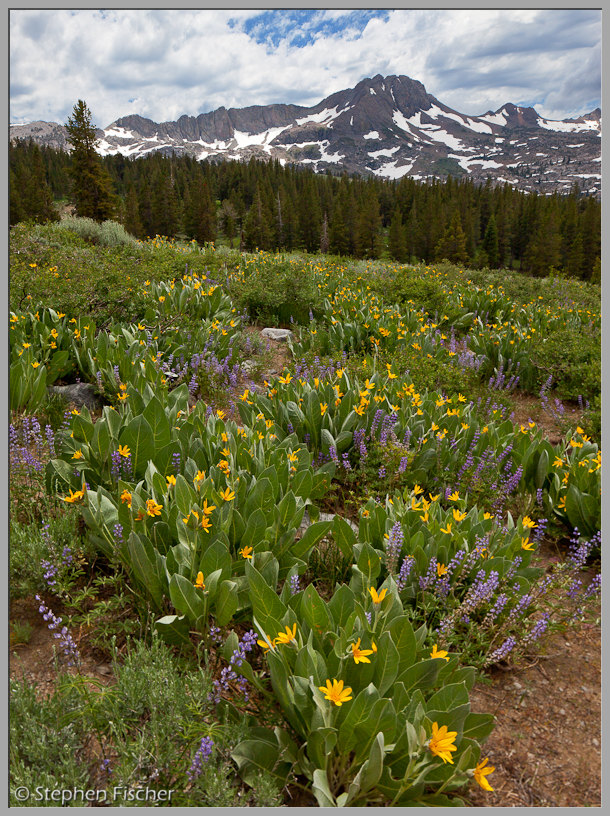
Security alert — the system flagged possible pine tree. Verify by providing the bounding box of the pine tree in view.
[356,192,382,258]
[388,207,408,261]
[482,213,500,268]
[123,183,144,238]
[434,210,468,264]
[184,174,216,245]
[10,139,59,225]
[65,100,117,221]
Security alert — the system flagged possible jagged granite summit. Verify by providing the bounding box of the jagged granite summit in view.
[10,74,601,195]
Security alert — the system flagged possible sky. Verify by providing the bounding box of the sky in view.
[9,8,602,128]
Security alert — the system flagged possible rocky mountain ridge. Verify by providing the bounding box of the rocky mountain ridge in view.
[10,74,601,195]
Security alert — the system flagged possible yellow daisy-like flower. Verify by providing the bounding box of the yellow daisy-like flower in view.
[201,498,216,515]
[368,586,388,605]
[430,644,450,661]
[220,487,235,501]
[275,623,297,645]
[146,498,163,517]
[117,444,130,457]
[440,522,452,535]
[71,450,84,460]
[120,489,132,507]
[453,508,467,523]
[473,757,495,791]
[166,474,176,487]
[428,722,458,764]
[200,516,212,533]
[351,638,374,664]
[448,491,460,501]
[239,545,253,559]
[257,633,275,652]
[521,515,537,529]
[193,571,205,590]
[318,678,353,707]
[521,537,535,551]
[61,487,85,503]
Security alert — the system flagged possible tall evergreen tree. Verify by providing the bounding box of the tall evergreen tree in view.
[434,210,468,264]
[482,213,500,268]
[65,100,117,221]
[388,207,408,261]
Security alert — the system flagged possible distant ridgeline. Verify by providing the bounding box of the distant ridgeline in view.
[9,137,600,280]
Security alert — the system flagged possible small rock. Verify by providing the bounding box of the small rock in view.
[261,328,293,342]
[592,738,599,747]
[47,383,104,411]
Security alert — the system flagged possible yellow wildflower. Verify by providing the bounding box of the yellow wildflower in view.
[318,678,353,706]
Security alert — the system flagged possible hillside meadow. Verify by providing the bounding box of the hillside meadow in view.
[9,218,601,806]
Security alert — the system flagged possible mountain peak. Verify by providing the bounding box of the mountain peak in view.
[10,74,601,197]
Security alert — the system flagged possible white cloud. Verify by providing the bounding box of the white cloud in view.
[9,9,601,127]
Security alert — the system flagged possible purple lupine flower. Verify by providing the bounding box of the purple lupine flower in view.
[187,736,214,781]
[385,521,404,575]
[582,573,601,600]
[35,595,80,667]
[396,556,415,592]
[41,559,58,589]
[378,466,386,479]
[341,452,352,471]
[487,635,516,664]
[113,524,124,544]
[522,612,551,646]
[289,574,301,595]
[100,759,112,776]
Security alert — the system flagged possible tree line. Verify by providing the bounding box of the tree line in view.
[10,102,601,280]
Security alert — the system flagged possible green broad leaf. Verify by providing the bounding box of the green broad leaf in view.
[127,533,168,610]
[327,584,357,629]
[372,631,399,697]
[89,417,111,462]
[320,428,336,454]
[293,643,327,686]
[388,615,417,674]
[337,683,380,753]
[333,515,357,557]
[71,412,94,444]
[462,711,495,742]
[291,468,313,499]
[168,573,207,626]
[276,490,297,529]
[425,681,470,713]
[311,769,336,808]
[354,732,385,797]
[256,552,279,588]
[143,394,172,449]
[352,699,396,764]
[245,562,287,635]
[535,448,551,489]
[244,477,275,518]
[292,519,332,559]
[120,415,155,478]
[228,507,246,547]
[300,584,334,638]
[240,507,268,551]
[398,657,442,693]
[215,579,238,626]
[154,614,192,645]
[232,738,292,788]
[356,541,382,584]
[173,474,194,517]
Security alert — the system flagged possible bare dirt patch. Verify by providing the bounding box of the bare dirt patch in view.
[466,613,601,807]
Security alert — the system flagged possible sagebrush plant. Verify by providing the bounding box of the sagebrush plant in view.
[9,221,601,806]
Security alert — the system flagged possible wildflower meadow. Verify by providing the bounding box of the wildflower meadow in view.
[9,218,601,806]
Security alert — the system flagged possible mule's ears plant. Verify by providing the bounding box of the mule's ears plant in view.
[233,569,494,806]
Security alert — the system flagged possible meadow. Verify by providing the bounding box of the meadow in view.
[9,217,601,806]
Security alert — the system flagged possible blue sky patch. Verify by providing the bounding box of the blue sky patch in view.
[242,9,390,48]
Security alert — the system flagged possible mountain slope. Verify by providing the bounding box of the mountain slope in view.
[10,74,601,195]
